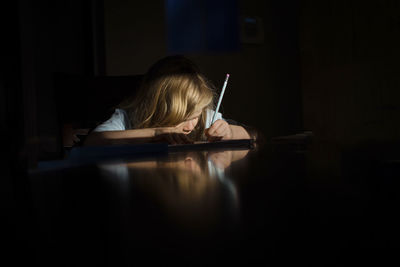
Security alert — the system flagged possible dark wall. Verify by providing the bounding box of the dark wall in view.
[1,2,34,263]
[300,0,400,146]
[8,0,104,162]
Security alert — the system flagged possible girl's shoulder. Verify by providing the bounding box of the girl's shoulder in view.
[114,108,127,117]
[92,108,130,132]
[115,108,132,129]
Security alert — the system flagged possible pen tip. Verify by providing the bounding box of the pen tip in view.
[227,74,230,77]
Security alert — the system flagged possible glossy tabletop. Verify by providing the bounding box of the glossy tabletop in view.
[26,140,398,266]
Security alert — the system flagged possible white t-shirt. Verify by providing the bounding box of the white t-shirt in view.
[92,108,223,132]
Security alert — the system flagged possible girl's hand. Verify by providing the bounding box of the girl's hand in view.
[205,119,233,141]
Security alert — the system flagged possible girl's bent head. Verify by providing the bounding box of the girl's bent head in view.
[121,55,215,139]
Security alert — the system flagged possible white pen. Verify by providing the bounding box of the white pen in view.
[211,73,230,124]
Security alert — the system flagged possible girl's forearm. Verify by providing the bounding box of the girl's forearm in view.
[230,125,251,140]
[84,128,158,146]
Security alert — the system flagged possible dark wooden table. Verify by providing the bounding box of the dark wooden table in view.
[15,140,399,266]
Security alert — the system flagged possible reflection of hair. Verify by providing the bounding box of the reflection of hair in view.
[129,152,221,231]
[119,55,215,140]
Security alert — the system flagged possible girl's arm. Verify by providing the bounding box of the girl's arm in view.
[84,127,193,146]
[84,128,158,146]
[230,125,251,140]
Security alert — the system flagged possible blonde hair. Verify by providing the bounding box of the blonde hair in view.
[120,56,215,140]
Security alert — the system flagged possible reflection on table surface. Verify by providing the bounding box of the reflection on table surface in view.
[98,149,249,232]
[28,146,256,265]
[26,140,398,265]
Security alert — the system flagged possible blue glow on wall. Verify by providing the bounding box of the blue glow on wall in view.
[165,0,239,53]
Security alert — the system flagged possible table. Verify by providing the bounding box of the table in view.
[25,140,398,266]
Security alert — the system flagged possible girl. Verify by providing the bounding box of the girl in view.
[84,55,252,146]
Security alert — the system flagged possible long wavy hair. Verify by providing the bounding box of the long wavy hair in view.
[119,55,215,140]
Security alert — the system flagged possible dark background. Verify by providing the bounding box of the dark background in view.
[1,0,400,264]
[3,0,400,166]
